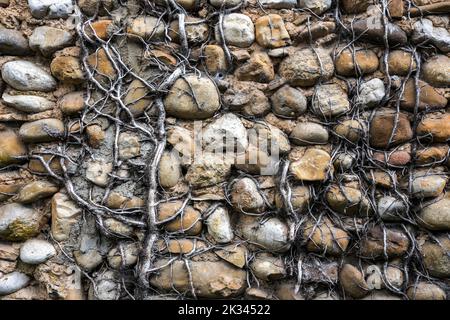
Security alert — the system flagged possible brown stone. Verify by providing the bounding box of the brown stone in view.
[416,145,449,165]
[339,264,369,299]
[123,79,152,117]
[204,45,227,75]
[334,119,365,143]
[303,217,350,256]
[274,185,310,213]
[156,239,206,254]
[373,146,411,167]
[50,56,84,84]
[407,282,446,300]
[369,109,413,149]
[422,55,450,88]
[387,50,417,76]
[146,49,177,66]
[335,49,379,76]
[150,259,247,298]
[255,14,290,48]
[340,0,371,14]
[0,127,26,167]
[326,184,371,216]
[289,148,331,181]
[235,52,274,83]
[88,20,113,40]
[29,155,62,174]
[85,124,105,148]
[14,180,59,204]
[416,112,450,142]
[388,0,404,17]
[360,226,410,258]
[418,234,450,278]
[58,92,85,115]
[87,48,117,79]
[400,79,447,111]
[215,245,247,268]
[157,201,202,235]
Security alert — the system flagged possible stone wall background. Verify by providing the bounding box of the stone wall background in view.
[0,0,449,300]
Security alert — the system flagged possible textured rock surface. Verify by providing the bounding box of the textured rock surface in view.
[0,0,448,302]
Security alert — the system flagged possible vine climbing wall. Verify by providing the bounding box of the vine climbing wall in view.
[0,0,449,300]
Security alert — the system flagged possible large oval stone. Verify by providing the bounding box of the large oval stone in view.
[1,60,57,92]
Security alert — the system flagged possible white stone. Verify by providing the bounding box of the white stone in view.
[1,60,57,92]
[377,196,406,221]
[357,78,385,108]
[28,0,74,19]
[0,271,30,295]
[2,93,54,113]
[51,192,82,242]
[85,160,113,187]
[29,26,73,57]
[206,206,233,244]
[260,0,297,8]
[237,216,290,252]
[413,19,450,53]
[299,0,332,14]
[202,113,248,154]
[215,13,255,48]
[209,0,242,8]
[19,239,56,264]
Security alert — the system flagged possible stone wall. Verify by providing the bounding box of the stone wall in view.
[0,0,449,300]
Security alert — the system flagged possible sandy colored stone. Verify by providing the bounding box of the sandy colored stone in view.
[204,45,227,75]
[334,119,365,143]
[339,264,369,299]
[19,119,65,143]
[279,48,334,86]
[51,192,82,242]
[50,56,84,84]
[416,112,450,142]
[335,49,379,76]
[407,282,446,300]
[157,201,202,235]
[418,234,450,278]
[150,259,247,298]
[85,124,105,148]
[369,109,412,148]
[303,217,350,256]
[289,148,331,181]
[58,91,85,115]
[255,14,290,48]
[87,48,117,79]
[124,79,152,117]
[360,226,410,258]
[14,180,59,204]
[400,79,447,111]
[416,144,449,165]
[0,126,26,167]
[235,51,274,83]
[422,55,450,87]
[387,50,417,76]
[88,20,113,40]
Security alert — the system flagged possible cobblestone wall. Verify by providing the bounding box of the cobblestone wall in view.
[0,0,449,300]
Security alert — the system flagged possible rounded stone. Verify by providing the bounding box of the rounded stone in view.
[387,50,417,76]
[335,49,379,76]
[58,91,85,115]
[339,264,369,299]
[159,151,182,188]
[157,201,203,235]
[279,48,334,86]
[14,180,59,204]
[270,85,307,118]
[334,119,365,143]
[0,271,30,295]
[215,13,255,48]
[289,148,331,181]
[206,206,233,244]
[377,196,406,221]
[419,194,450,230]
[19,118,65,143]
[50,56,84,84]
[19,239,56,264]
[209,0,241,7]
[0,127,27,167]
[422,55,450,87]
[231,177,266,213]
[303,217,349,256]
[356,78,385,108]
[290,122,329,146]
[0,28,31,56]
[29,26,73,57]
[169,17,209,44]
[255,14,290,48]
[164,74,220,119]
[0,203,42,241]
[127,16,165,40]
[407,282,446,300]
[311,84,350,118]
[2,93,54,113]
[1,60,57,92]
[28,0,74,19]
[299,0,332,14]
[237,215,290,252]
